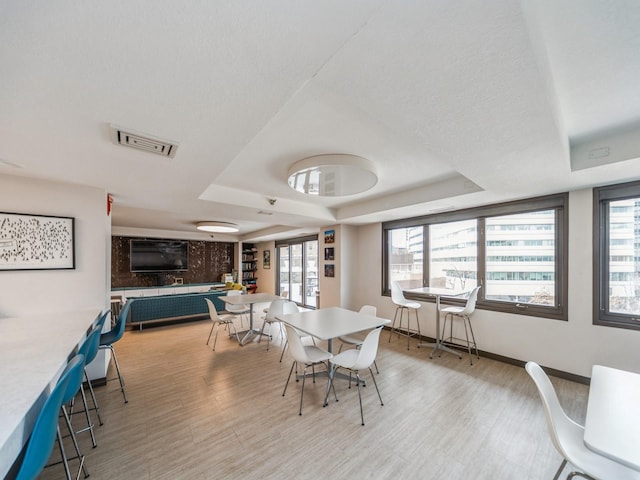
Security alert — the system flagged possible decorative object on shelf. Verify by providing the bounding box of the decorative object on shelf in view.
[263,249,271,269]
[324,264,335,277]
[324,229,335,244]
[196,221,239,233]
[324,247,334,261]
[0,212,75,270]
[287,154,378,196]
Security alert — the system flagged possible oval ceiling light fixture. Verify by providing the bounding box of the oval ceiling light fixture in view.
[196,221,239,233]
[287,154,378,197]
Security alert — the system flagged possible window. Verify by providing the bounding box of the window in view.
[594,181,640,329]
[276,235,318,309]
[383,194,568,320]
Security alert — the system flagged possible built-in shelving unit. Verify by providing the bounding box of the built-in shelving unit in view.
[241,244,258,292]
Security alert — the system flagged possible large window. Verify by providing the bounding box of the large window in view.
[594,181,640,329]
[276,236,318,309]
[383,194,568,320]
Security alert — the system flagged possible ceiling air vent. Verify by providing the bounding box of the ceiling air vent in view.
[110,125,178,158]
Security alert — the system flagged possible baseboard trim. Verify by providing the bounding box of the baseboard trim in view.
[383,327,590,385]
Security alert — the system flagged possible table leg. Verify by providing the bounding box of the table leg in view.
[417,295,462,359]
[237,303,270,346]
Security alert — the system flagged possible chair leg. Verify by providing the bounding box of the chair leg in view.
[280,339,288,362]
[355,372,365,426]
[206,323,215,345]
[387,307,401,343]
[369,366,384,407]
[57,424,73,480]
[467,317,480,360]
[83,370,103,426]
[75,384,97,448]
[62,405,89,478]
[229,321,240,344]
[109,345,128,403]
[299,365,308,415]
[553,459,567,480]
[462,316,473,365]
[212,323,221,351]
[282,361,296,397]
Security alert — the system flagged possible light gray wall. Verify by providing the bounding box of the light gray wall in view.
[352,188,640,378]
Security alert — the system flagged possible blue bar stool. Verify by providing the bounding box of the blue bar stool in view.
[15,355,83,480]
[99,300,131,403]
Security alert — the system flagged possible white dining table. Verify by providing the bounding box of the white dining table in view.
[276,306,391,354]
[221,292,281,345]
[0,308,102,479]
[405,287,470,359]
[584,365,640,471]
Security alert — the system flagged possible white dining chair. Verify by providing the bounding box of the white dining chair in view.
[388,281,421,350]
[440,285,481,365]
[525,362,640,480]
[259,298,286,351]
[205,298,239,351]
[324,326,384,426]
[224,290,249,328]
[282,324,333,416]
[338,305,380,374]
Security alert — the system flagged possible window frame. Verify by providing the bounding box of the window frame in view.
[382,193,568,320]
[593,180,640,330]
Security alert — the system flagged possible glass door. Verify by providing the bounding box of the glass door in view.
[277,236,318,309]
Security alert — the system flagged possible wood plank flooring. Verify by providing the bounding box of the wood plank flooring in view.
[40,312,589,480]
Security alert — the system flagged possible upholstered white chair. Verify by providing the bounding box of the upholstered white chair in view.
[525,362,640,480]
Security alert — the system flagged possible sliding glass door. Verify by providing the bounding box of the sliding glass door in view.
[277,236,318,309]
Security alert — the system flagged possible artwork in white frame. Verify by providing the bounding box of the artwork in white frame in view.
[0,212,75,270]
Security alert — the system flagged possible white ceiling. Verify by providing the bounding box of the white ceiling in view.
[1,0,640,242]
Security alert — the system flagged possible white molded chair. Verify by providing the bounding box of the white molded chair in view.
[441,285,481,365]
[224,290,249,327]
[325,326,384,426]
[388,281,421,350]
[205,298,239,351]
[338,305,380,374]
[259,298,286,350]
[282,324,333,415]
[525,362,640,480]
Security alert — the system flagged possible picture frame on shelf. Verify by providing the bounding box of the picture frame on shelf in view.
[0,212,75,270]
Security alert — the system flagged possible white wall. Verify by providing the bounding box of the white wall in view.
[353,188,640,378]
[255,241,275,294]
[0,174,109,316]
[0,174,110,377]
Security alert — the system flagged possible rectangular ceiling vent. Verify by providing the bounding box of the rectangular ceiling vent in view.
[110,125,178,158]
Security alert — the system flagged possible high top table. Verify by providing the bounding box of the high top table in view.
[0,308,102,479]
[405,287,470,359]
[221,292,281,345]
[584,365,640,471]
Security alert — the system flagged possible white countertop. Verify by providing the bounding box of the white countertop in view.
[0,308,101,478]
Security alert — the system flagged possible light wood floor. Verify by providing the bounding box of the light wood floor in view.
[40,312,589,480]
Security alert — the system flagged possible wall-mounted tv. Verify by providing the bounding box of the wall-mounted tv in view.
[130,239,189,273]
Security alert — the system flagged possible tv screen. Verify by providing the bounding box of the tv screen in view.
[130,239,189,273]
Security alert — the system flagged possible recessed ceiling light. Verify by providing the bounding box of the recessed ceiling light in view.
[287,154,378,197]
[196,221,239,233]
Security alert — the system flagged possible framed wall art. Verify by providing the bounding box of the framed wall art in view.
[324,229,335,244]
[324,264,335,278]
[263,249,271,269]
[0,212,75,270]
[324,247,334,261]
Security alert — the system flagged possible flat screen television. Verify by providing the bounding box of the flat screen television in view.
[130,239,189,273]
